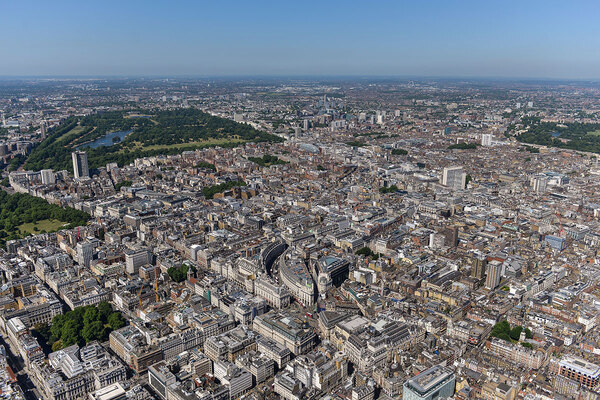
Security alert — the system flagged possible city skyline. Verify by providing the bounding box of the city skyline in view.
[3,2,600,399]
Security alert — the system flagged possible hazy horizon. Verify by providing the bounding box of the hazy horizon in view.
[2,0,600,79]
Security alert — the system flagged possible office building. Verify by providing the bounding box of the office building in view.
[487,338,544,369]
[252,311,316,355]
[76,241,94,268]
[254,276,291,309]
[235,351,276,384]
[88,383,127,400]
[213,360,253,399]
[480,382,516,400]
[545,235,566,251]
[470,251,487,280]
[556,356,600,389]
[72,151,89,179]
[256,337,292,368]
[481,134,493,146]
[125,247,151,275]
[442,166,466,190]
[531,175,547,193]
[485,260,502,290]
[41,169,55,185]
[312,255,350,294]
[403,365,455,400]
[148,362,176,400]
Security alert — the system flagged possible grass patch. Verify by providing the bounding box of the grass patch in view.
[588,130,600,136]
[121,138,246,153]
[19,219,67,234]
[57,125,86,143]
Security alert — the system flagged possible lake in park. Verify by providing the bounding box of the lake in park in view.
[76,130,132,149]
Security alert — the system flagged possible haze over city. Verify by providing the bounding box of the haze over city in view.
[2,2,600,400]
[2,0,600,78]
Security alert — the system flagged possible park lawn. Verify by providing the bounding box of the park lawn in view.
[118,138,246,153]
[587,130,600,136]
[124,114,153,118]
[19,219,67,234]
[123,115,159,125]
[56,125,87,142]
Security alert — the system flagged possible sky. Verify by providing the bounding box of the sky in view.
[1,0,600,79]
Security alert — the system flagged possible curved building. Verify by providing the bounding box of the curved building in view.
[260,240,288,277]
[312,255,350,294]
[279,251,315,307]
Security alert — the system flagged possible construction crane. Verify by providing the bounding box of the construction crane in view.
[138,277,147,307]
[556,211,563,236]
[154,268,160,303]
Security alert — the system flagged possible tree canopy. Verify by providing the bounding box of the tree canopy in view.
[35,301,125,351]
[516,117,600,153]
[490,320,531,344]
[167,264,196,282]
[202,180,247,199]
[379,185,399,194]
[0,191,90,247]
[391,148,408,155]
[448,142,478,150]
[248,154,288,167]
[24,109,284,171]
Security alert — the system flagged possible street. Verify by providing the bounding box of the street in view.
[0,334,43,400]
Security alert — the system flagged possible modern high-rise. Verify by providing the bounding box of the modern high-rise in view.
[531,175,547,193]
[481,134,493,146]
[485,260,502,290]
[40,120,47,138]
[125,247,151,275]
[470,251,487,280]
[72,151,89,179]
[442,166,466,190]
[76,241,94,267]
[40,169,55,185]
[403,365,456,400]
